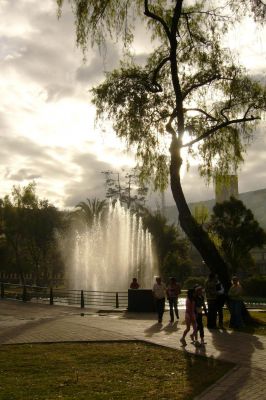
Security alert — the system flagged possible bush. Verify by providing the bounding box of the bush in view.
[183,276,206,289]
[162,255,192,285]
[242,275,266,297]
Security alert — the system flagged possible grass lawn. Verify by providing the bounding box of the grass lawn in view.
[0,341,233,400]
[223,309,266,335]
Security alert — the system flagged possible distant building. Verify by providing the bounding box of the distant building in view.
[215,175,239,203]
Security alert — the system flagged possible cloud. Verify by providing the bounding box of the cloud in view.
[63,148,137,207]
[75,42,120,85]
[0,135,42,156]
[5,168,41,181]
[0,136,73,182]
[0,1,85,103]
[0,133,134,208]
[44,84,75,102]
[63,153,111,207]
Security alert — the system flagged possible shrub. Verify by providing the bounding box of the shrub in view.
[183,276,206,289]
[242,275,266,297]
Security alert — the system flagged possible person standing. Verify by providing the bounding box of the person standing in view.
[130,278,140,289]
[228,276,244,328]
[205,272,218,329]
[152,276,166,324]
[167,277,181,323]
[216,276,225,329]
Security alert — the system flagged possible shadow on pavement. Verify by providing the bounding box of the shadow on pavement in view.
[207,328,264,398]
[121,312,157,320]
[144,322,164,337]
[162,321,180,335]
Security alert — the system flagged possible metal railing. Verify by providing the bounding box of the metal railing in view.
[0,282,128,309]
[1,282,265,310]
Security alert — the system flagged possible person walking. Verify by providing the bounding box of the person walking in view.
[205,272,218,329]
[167,277,181,323]
[152,276,166,324]
[194,286,207,345]
[180,289,197,346]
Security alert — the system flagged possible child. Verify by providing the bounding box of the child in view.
[180,289,197,345]
[194,285,207,345]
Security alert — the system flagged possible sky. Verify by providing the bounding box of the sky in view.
[0,0,265,209]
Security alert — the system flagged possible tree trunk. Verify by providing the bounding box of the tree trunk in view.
[170,140,231,290]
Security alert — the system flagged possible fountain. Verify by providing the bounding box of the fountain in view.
[68,201,157,291]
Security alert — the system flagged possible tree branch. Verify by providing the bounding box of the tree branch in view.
[166,113,177,136]
[183,13,211,47]
[181,116,260,148]
[244,104,256,119]
[149,56,171,92]
[144,0,171,40]
[183,108,218,122]
[182,73,222,99]
[171,0,183,38]
[181,3,230,19]
[219,97,232,122]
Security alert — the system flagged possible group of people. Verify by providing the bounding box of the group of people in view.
[152,276,181,323]
[151,276,207,346]
[180,285,207,346]
[205,272,226,329]
[150,273,245,346]
[130,276,181,323]
[205,273,244,329]
[130,273,244,338]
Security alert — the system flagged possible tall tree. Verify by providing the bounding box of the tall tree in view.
[75,197,107,227]
[0,184,37,283]
[24,199,62,285]
[0,183,62,285]
[209,197,266,274]
[102,168,148,209]
[57,1,266,289]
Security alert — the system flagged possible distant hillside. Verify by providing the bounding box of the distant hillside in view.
[164,188,266,231]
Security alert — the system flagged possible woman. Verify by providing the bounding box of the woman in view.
[228,276,244,328]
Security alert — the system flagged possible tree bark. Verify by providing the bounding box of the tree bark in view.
[170,138,231,290]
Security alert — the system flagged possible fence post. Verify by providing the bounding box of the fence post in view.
[50,287,54,305]
[1,283,4,298]
[81,290,84,308]
[115,292,119,308]
[22,286,27,302]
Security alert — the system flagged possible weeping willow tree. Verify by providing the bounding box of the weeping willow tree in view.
[57,0,266,289]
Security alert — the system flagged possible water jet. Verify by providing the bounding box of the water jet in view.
[68,201,157,291]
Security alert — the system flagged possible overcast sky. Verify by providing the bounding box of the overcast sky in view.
[0,0,265,209]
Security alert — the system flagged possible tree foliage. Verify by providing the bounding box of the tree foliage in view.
[0,183,63,284]
[140,208,191,282]
[209,197,266,274]
[75,197,107,227]
[102,168,148,209]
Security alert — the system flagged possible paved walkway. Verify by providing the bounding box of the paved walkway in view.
[0,299,265,400]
